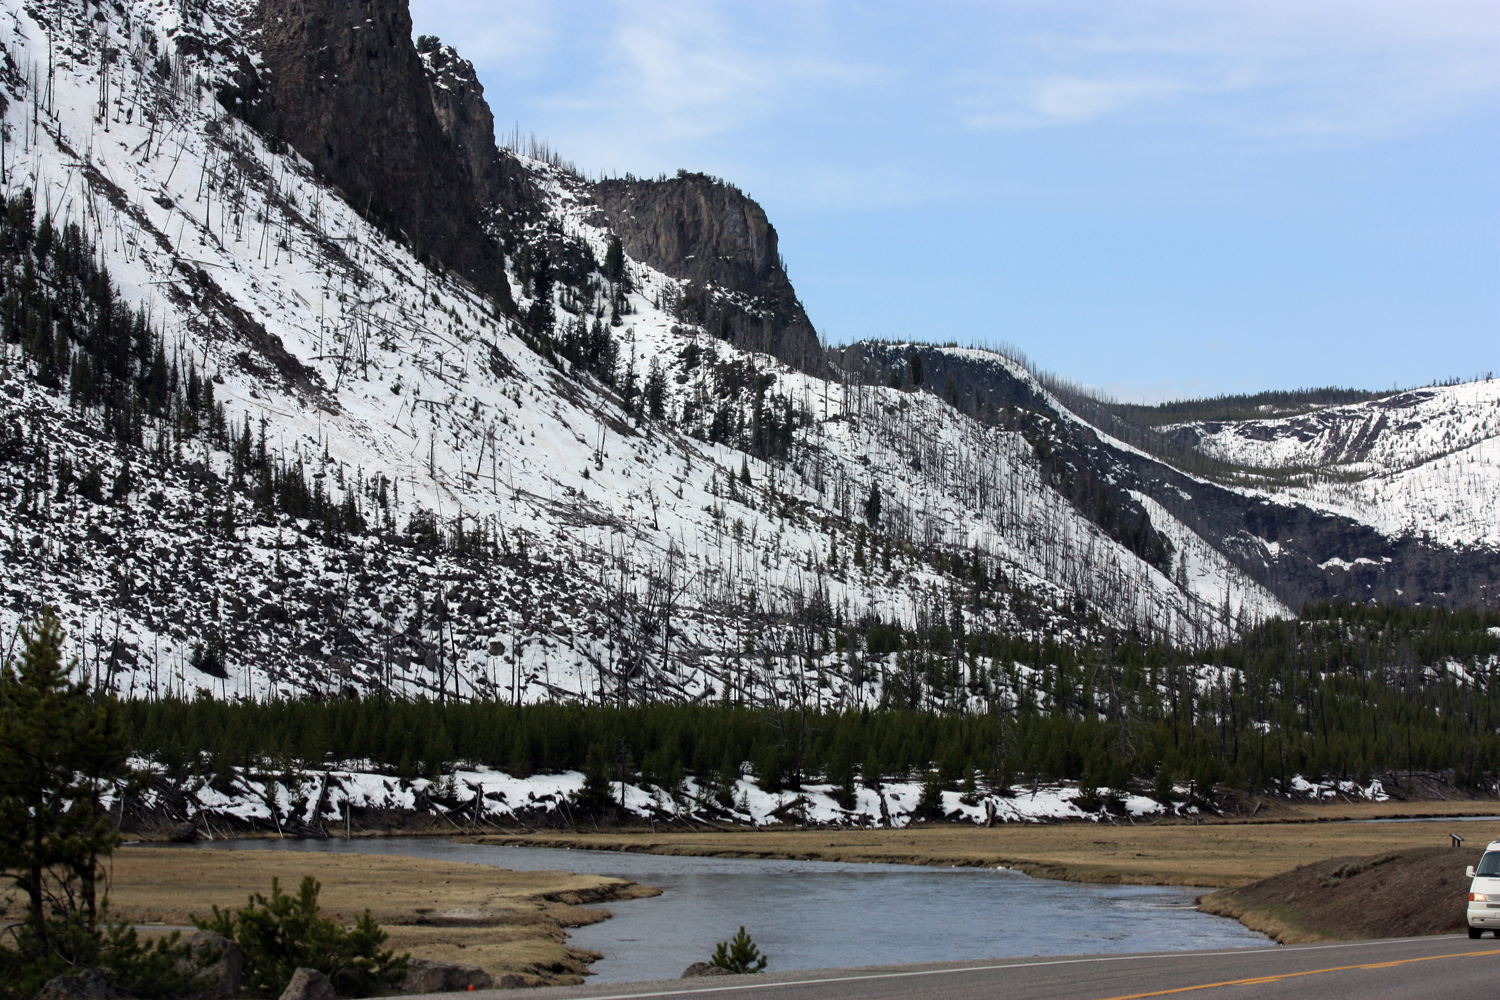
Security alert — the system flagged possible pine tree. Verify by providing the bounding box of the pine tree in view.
[0,612,145,991]
[527,250,554,337]
[603,234,626,288]
[645,357,666,420]
[572,743,614,813]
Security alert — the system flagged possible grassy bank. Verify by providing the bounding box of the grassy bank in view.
[468,806,1500,888]
[91,848,660,987]
[1197,846,1475,943]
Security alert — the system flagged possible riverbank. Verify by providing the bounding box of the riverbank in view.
[1197,846,1471,943]
[467,803,1500,887]
[98,847,660,987]
[96,808,1493,984]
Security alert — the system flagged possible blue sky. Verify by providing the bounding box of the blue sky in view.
[408,1,1498,402]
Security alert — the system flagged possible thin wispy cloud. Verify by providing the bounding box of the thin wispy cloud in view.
[1033,76,1185,123]
[612,5,769,130]
[413,1,1498,141]
[591,1,872,145]
[948,2,1498,138]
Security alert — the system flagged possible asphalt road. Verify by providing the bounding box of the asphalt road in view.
[503,935,1500,1000]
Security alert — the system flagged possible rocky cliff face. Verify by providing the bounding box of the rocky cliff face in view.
[418,40,541,233]
[252,0,503,293]
[250,2,822,374]
[592,173,825,375]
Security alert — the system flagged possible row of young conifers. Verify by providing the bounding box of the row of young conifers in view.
[120,601,1500,810]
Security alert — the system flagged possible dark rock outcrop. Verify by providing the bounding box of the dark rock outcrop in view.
[681,962,732,978]
[277,968,335,1000]
[37,970,116,1000]
[592,173,825,375]
[417,41,540,233]
[248,3,826,371]
[180,931,245,1000]
[400,958,494,993]
[252,0,504,296]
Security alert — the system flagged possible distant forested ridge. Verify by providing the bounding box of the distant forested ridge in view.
[1032,375,1386,484]
[1110,388,1389,426]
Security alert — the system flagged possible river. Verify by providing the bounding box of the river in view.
[185,838,1270,983]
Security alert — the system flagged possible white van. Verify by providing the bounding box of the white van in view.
[1466,839,1500,939]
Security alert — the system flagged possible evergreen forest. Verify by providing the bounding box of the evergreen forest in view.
[118,602,1500,806]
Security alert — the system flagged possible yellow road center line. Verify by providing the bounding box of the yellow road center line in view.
[1095,947,1500,999]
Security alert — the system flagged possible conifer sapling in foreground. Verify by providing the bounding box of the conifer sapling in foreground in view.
[708,927,768,974]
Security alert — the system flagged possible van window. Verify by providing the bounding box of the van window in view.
[1478,852,1500,877]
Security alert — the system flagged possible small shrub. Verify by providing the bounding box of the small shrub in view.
[1072,781,1103,813]
[914,772,945,820]
[958,769,980,807]
[1152,766,1178,806]
[193,876,407,998]
[571,743,614,813]
[832,770,858,811]
[708,927,767,974]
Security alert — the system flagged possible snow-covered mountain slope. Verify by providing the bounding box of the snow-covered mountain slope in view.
[1165,382,1500,549]
[0,0,1491,707]
[1168,382,1500,474]
[844,343,1500,612]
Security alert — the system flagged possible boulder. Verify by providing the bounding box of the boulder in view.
[400,958,494,993]
[179,930,245,999]
[168,821,199,842]
[38,969,116,1000]
[277,968,336,1000]
[681,963,732,978]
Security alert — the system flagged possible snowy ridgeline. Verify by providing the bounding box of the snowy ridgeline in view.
[0,0,1294,706]
[1169,382,1500,549]
[112,757,1391,833]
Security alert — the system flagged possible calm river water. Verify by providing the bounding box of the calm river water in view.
[182,838,1269,983]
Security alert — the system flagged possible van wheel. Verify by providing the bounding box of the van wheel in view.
[1470,927,1483,939]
